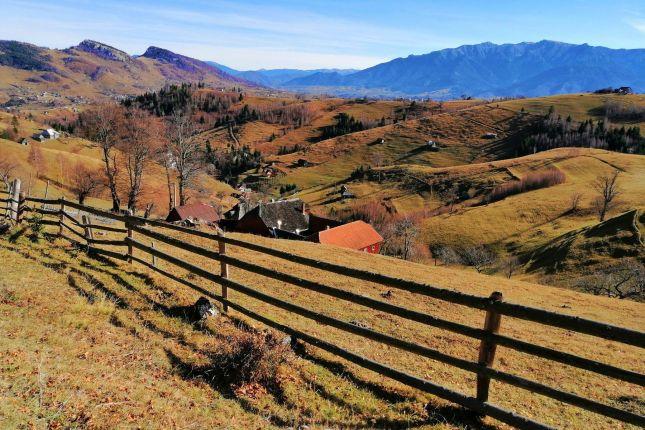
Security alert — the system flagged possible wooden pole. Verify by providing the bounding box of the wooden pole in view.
[42,180,49,210]
[127,222,133,264]
[9,178,20,222]
[151,241,157,267]
[16,192,25,224]
[476,291,503,405]
[58,198,65,237]
[81,214,93,253]
[219,232,229,312]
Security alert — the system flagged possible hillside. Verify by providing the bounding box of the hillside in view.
[0,40,256,107]
[1,217,643,429]
[283,41,645,99]
[0,115,236,216]
[1,92,643,295]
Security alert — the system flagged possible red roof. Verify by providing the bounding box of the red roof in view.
[317,220,383,250]
[166,203,219,223]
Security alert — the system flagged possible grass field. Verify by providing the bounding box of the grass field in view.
[1,216,643,429]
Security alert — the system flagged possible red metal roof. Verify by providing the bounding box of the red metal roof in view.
[167,203,219,223]
[317,220,383,250]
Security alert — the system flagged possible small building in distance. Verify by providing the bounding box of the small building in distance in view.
[33,128,60,142]
[166,202,220,225]
[426,140,439,151]
[309,220,383,254]
[339,184,355,199]
[616,86,633,95]
[19,138,29,146]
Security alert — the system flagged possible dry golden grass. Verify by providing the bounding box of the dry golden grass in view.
[497,93,645,129]
[0,131,235,216]
[1,224,508,429]
[4,209,640,429]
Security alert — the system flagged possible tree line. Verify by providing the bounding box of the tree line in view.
[520,108,644,155]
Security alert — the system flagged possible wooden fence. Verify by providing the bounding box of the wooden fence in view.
[3,195,645,430]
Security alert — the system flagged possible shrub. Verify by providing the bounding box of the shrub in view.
[487,168,565,203]
[207,330,292,390]
[279,183,297,194]
[600,101,645,122]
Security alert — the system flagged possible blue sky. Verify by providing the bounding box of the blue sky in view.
[2,0,644,70]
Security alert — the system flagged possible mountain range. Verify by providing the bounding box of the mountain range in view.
[205,63,358,88]
[0,40,254,104]
[0,39,643,104]
[211,41,645,99]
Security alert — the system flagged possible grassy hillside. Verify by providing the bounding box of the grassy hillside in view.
[0,219,643,429]
[497,93,645,129]
[0,130,235,216]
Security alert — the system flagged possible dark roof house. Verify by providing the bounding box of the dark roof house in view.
[166,203,220,224]
[235,199,309,237]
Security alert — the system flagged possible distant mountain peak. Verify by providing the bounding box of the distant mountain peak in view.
[142,46,184,62]
[141,46,203,72]
[284,40,645,99]
[76,40,131,62]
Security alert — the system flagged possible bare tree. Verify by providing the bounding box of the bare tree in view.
[461,246,497,273]
[592,170,621,222]
[120,109,161,211]
[165,110,203,206]
[70,163,104,205]
[569,192,582,213]
[0,157,18,191]
[394,217,420,261]
[27,143,45,179]
[506,256,520,278]
[371,153,384,183]
[157,145,176,212]
[577,261,644,300]
[433,245,462,266]
[441,184,459,214]
[78,104,124,212]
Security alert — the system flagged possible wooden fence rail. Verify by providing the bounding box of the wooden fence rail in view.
[7,196,645,429]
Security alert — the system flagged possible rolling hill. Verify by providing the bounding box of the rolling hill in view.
[283,41,645,99]
[0,40,256,106]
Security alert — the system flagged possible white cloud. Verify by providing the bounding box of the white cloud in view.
[628,19,645,33]
[0,0,462,69]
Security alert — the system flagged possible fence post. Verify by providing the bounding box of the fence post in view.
[126,221,133,264]
[218,232,229,313]
[16,192,25,224]
[9,178,20,222]
[81,214,93,254]
[58,198,65,237]
[151,241,157,267]
[476,291,503,406]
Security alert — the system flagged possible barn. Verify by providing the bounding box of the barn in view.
[166,203,219,224]
[310,220,383,253]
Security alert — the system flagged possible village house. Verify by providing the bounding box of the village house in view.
[426,140,439,151]
[19,138,29,146]
[225,198,341,237]
[233,199,309,237]
[308,220,383,254]
[616,86,633,95]
[166,202,220,225]
[33,128,60,142]
[339,184,355,199]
